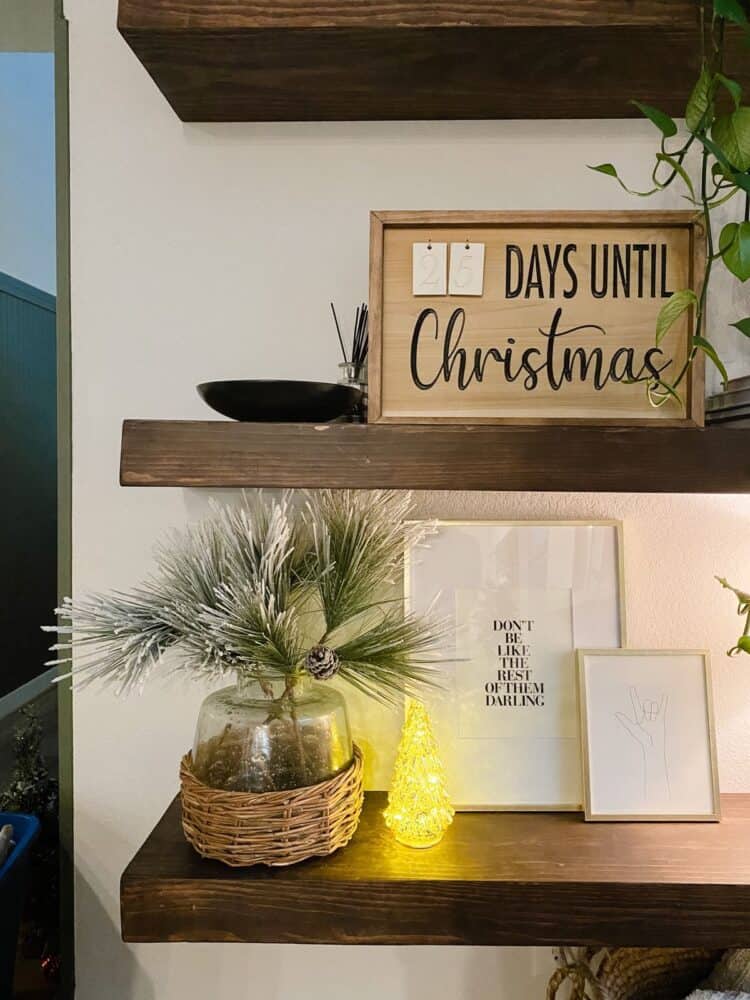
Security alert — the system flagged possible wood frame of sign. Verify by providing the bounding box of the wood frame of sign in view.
[368,211,706,426]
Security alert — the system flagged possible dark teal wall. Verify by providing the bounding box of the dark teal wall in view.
[0,270,57,697]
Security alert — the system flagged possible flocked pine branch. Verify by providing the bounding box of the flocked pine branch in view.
[44,490,448,704]
[200,578,306,678]
[44,514,242,692]
[335,607,449,706]
[45,587,180,695]
[303,490,432,632]
[213,492,311,606]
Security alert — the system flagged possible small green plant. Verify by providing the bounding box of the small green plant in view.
[591,0,750,408]
[0,709,59,976]
[717,576,750,653]
[45,491,447,705]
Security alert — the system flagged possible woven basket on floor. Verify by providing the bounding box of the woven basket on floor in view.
[548,947,721,1000]
[180,744,364,867]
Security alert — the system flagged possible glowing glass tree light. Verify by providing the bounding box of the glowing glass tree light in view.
[384,700,454,848]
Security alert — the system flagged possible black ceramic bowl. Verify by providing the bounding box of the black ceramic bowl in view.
[197,380,363,423]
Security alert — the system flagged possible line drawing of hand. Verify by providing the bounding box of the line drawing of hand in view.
[615,686,670,802]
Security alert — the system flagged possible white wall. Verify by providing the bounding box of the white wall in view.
[67,1,750,997]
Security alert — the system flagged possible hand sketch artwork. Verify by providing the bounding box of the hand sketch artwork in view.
[615,686,670,804]
[580,650,718,821]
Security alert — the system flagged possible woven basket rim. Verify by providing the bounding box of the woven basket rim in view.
[181,742,363,800]
[180,742,365,867]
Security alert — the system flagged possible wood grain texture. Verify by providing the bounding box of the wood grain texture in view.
[116,3,750,121]
[118,1,701,31]
[119,420,750,493]
[121,792,750,946]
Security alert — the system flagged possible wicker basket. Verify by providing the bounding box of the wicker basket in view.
[548,947,721,1000]
[180,744,364,867]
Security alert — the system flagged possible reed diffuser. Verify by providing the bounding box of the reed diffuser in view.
[330,301,369,419]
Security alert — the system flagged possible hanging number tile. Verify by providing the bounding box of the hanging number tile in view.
[413,242,448,296]
[449,241,485,296]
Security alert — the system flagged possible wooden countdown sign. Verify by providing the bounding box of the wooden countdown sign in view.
[368,211,705,426]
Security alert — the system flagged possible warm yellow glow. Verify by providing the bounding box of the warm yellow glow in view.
[384,700,454,848]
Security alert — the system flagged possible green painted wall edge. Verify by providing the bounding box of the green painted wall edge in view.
[55,3,74,995]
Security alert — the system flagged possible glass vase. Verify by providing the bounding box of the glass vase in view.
[191,672,353,792]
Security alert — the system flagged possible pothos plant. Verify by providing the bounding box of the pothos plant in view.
[591,0,750,409]
[718,577,750,653]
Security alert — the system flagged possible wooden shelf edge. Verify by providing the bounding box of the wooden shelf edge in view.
[116,3,749,122]
[119,420,749,493]
[118,0,701,32]
[120,792,750,946]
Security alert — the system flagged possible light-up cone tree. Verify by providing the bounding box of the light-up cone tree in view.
[384,700,454,848]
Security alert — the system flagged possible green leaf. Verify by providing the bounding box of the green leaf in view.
[719,220,750,280]
[731,317,750,336]
[686,65,715,132]
[701,131,736,170]
[631,100,677,138]
[699,132,750,192]
[589,163,619,178]
[720,221,739,251]
[712,107,750,171]
[655,289,698,345]
[655,152,695,199]
[714,0,748,24]
[717,73,743,109]
[693,335,729,386]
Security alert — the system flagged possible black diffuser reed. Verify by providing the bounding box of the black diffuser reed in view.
[330,302,368,379]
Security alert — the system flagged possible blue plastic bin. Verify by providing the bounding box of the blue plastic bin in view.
[0,812,40,997]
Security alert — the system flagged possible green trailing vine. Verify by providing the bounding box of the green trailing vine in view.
[718,577,750,653]
[591,0,750,408]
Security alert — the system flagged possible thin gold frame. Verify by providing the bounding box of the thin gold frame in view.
[404,519,627,811]
[577,648,721,822]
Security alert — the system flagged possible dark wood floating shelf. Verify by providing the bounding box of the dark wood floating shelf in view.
[122,792,750,946]
[120,420,749,493]
[117,1,750,121]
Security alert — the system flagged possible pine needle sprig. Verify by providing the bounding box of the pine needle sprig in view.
[45,490,449,704]
[214,492,311,605]
[202,579,306,678]
[335,607,450,706]
[304,490,431,632]
[153,516,228,612]
[44,587,179,694]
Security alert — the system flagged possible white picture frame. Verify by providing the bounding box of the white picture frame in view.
[577,649,721,822]
[405,520,626,811]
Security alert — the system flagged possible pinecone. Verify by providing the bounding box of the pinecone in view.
[304,645,340,680]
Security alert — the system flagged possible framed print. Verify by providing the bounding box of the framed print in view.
[577,650,720,822]
[405,520,625,810]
